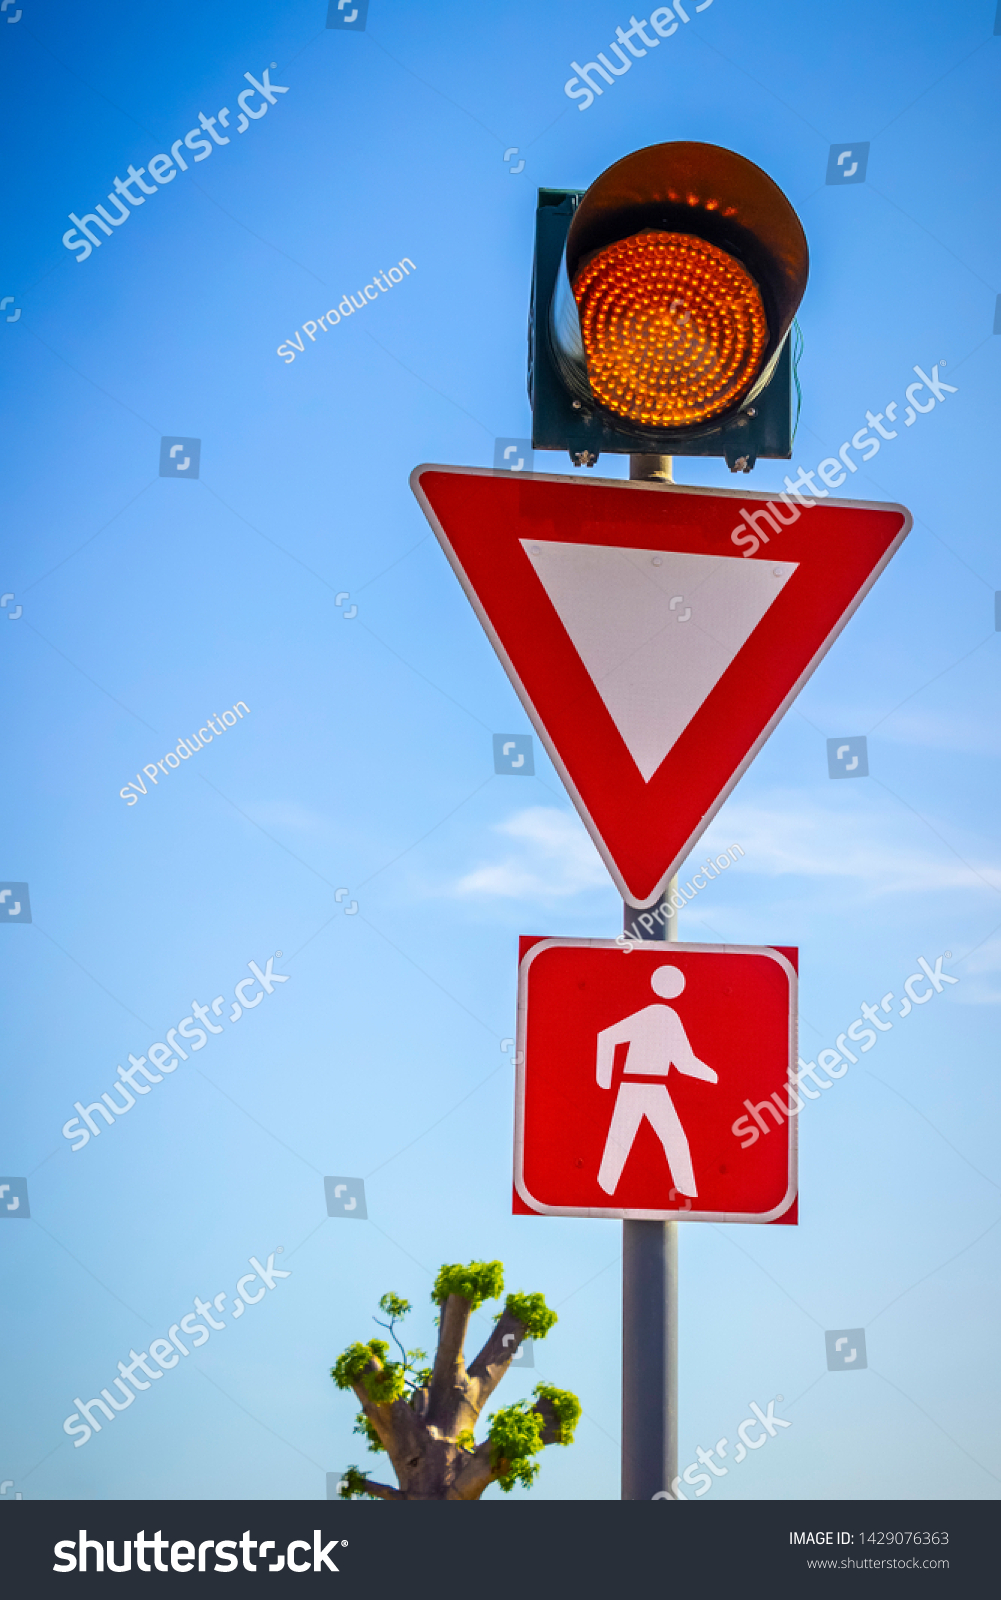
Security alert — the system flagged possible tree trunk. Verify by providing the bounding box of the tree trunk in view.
[349,1295,547,1499]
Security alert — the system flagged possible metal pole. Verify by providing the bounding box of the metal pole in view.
[622,449,678,1502]
[629,453,674,483]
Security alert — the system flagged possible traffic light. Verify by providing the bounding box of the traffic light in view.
[528,142,808,471]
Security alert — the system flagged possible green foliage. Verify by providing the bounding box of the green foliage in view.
[362,1362,405,1405]
[338,1465,378,1500]
[455,1429,476,1454]
[372,1293,430,1399]
[486,1386,582,1492]
[331,1338,404,1405]
[353,1410,386,1454]
[501,1291,558,1341]
[432,1259,505,1310]
[487,1402,545,1493]
[534,1383,582,1446]
[406,1351,432,1392]
[378,1292,411,1320]
[331,1339,389,1391]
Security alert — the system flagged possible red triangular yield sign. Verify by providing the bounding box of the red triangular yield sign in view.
[411,466,910,908]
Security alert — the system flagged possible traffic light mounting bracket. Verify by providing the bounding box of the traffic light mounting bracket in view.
[528,189,793,472]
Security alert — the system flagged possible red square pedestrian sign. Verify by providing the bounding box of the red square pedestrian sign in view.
[514,939,797,1224]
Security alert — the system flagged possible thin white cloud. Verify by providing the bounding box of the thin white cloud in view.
[451,793,1001,912]
[869,707,1001,757]
[697,793,1001,899]
[454,806,607,900]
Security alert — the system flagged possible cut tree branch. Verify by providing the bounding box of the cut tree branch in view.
[352,1477,405,1501]
[349,1355,427,1462]
[448,1439,497,1501]
[426,1293,474,1426]
[531,1393,564,1447]
[465,1309,528,1413]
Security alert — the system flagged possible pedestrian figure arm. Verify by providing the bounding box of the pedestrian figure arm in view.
[673,1048,717,1084]
[666,1017,718,1083]
[596,1018,633,1089]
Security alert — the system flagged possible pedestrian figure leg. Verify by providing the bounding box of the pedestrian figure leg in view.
[598,1084,647,1194]
[645,1085,697,1196]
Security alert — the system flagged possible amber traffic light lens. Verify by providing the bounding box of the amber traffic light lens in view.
[572,230,768,428]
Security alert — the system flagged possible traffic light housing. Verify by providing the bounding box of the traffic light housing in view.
[528,142,808,471]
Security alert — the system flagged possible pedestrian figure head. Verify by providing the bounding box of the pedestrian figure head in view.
[651,965,685,999]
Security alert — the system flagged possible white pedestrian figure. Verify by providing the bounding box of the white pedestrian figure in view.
[596,965,717,1197]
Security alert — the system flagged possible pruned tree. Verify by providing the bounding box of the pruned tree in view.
[331,1259,581,1500]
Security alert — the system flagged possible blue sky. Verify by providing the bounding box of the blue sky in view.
[1,0,999,1502]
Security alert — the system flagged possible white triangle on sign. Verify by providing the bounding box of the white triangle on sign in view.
[522,540,799,782]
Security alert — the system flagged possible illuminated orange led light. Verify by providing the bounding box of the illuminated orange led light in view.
[573,231,768,428]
